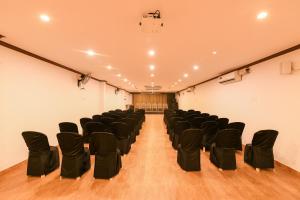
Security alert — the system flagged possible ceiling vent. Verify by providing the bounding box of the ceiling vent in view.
[139,10,164,33]
[144,85,162,91]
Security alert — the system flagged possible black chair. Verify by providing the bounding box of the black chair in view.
[80,118,93,143]
[57,133,90,179]
[59,122,79,133]
[168,117,184,141]
[207,115,218,121]
[201,113,210,118]
[201,121,218,151]
[227,122,245,150]
[92,115,102,122]
[244,130,278,171]
[100,117,115,127]
[191,117,206,128]
[217,118,229,129]
[210,129,240,170]
[172,121,190,149]
[122,118,136,144]
[93,132,122,179]
[22,131,59,177]
[85,122,110,154]
[111,122,131,155]
[177,129,203,171]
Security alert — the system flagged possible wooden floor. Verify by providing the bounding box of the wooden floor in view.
[0,115,299,200]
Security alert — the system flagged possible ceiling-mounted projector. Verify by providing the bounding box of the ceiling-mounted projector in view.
[139,10,164,33]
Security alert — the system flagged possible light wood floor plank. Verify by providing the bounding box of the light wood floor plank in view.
[0,114,299,200]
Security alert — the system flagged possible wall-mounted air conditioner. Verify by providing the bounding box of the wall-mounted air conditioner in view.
[218,71,242,84]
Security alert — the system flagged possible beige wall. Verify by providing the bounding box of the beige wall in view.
[177,50,300,172]
[0,46,131,171]
[104,84,132,112]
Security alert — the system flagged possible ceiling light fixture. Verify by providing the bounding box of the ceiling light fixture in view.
[40,14,50,22]
[183,73,189,78]
[150,73,155,77]
[116,73,122,77]
[212,51,217,55]
[86,49,96,56]
[257,11,268,20]
[178,79,182,82]
[148,49,156,57]
[149,64,155,71]
[193,65,199,70]
[123,78,128,82]
[106,65,112,70]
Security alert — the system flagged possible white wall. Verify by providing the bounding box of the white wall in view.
[0,46,132,171]
[177,50,300,172]
[104,84,132,112]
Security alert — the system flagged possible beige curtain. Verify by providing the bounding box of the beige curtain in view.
[133,93,167,110]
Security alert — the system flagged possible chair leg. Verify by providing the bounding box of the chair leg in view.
[256,168,260,172]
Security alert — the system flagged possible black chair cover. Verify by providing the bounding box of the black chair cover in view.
[177,129,203,171]
[217,118,229,129]
[191,117,206,128]
[207,115,218,121]
[201,121,218,150]
[168,117,184,141]
[86,122,110,154]
[172,121,190,149]
[210,129,240,170]
[92,132,122,179]
[57,133,90,178]
[80,118,93,143]
[59,122,79,133]
[22,131,59,176]
[227,122,245,150]
[92,115,102,122]
[244,130,278,169]
[111,122,131,155]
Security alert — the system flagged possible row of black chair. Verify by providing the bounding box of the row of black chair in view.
[164,109,278,172]
[22,109,145,179]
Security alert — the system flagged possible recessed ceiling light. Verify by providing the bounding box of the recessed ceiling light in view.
[106,65,112,70]
[150,73,155,77]
[148,49,156,57]
[183,73,189,78]
[123,78,128,82]
[257,11,268,20]
[86,49,96,56]
[149,64,155,71]
[40,14,50,22]
[116,73,121,77]
[178,79,182,82]
[193,65,199,70]
[174,82,178,85]
[212,51,217,55]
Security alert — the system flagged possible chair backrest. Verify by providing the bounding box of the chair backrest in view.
[191,117,206,128]
[80,118,93,130]
[111,122,130,139]
[201,121,218,135]
[100,117,115,126]
[122,118,135,131]
[22,131,50,152]
[217,118,229,129]
[59,122,79,133]
[180,129,203,152]
[57,133,84,157]
[174,121,191,135]
[252,130,278,148]
[85,122,110,134]
[185,114,199,122]
[92,132,118,155]
[201,113,210,118]
[170,117,184,128]
[227,122,245,136]
[215,129,241,148]
[92,115,102,122]
[207,115,218,121]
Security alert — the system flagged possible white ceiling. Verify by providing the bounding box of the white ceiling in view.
[1,0,300,92]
